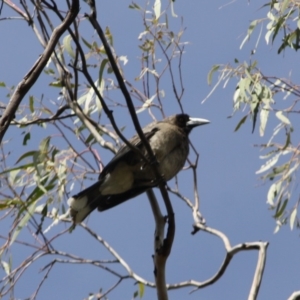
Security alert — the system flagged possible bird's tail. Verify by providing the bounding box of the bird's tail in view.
[68,183,149,224]
[68,182,102,224]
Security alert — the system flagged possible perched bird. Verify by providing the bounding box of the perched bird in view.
[68,114,209,223]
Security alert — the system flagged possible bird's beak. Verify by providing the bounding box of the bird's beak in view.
[187,117,210,129]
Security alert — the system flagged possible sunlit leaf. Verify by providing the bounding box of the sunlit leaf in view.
[118,56,128,65]
[138,282,145,298]
[49,81,63,87]
[207,65,220,85]
[259,104,270,137]
[63,34,75,58]
[136,94,156,114]
[281,0,290,13]
[256,152,281,174]
[39,136,51,154]
[154,0,161,20]
[274,224,281,234]
[282,163,299,180]
[265,28,273,45]
[1,261,11,275]
[240,20,259,49]
[290,207,297,230]
[267,181,282,205]
[275,111,291,126]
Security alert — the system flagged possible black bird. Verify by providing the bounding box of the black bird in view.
[68,114,209,223]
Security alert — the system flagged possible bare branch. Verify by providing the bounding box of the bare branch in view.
[0,0,80,143]
[147,189,168,300]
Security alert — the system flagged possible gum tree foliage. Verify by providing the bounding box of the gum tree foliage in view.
[0,2,218,300]
[0,1,297,300]
[208,0,300,233]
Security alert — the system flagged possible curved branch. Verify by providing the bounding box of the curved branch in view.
[86,4,175,299]
[188,223,268,300]
[0,0,80,143]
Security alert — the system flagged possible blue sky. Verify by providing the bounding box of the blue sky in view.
[0,1,299,300]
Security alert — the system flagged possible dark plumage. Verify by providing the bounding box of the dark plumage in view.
[68,114,209,223]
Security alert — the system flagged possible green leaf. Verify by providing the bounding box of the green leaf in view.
[10,202,37,246]
[99,59,108,88]
[272,17,285,44]
[0,199,23,210]
[263,163,288,181]
[281,0,290,13]
[49,81,63,87]
[275,111,291,126]
[23,177,56,210]
[207,65,219,85]
[1,261,11,275]
[23,132,31,146]
[0,81,6,87]
[259,104,270,137]
[282,132,291,150]
[251,99,259,134]
[267,181,282,205]
[105,27,113,46]
[81,37,92,49]
[240,20,259,49]
[290,207,297,230]
[154,0,161,20]
[138,282,145,298]
[274,198,288,218]
[29,95,34,113]
[256,152,281,174]
[129,3,141,10]
[133,291,138,298]
[44,68,55,75]
[63,34,75,58]
[51,148,59,162]
[85,133,95,145]
[15,151,38,164]
[234,115,247,132]
[39,136,51,153]
[0,163,34,175]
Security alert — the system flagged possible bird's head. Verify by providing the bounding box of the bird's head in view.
[170,114,210,134]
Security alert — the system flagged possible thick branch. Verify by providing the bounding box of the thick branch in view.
[147,189,168,300]
[86,1,175,291]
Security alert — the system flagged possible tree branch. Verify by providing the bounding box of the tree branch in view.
[0,0,79,143]
[86,3,175,299]
[147,189,168,300]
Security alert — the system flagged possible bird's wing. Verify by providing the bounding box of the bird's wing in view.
[99,124,160,179]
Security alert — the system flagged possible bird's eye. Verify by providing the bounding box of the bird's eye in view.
[178,116,185,124]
